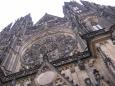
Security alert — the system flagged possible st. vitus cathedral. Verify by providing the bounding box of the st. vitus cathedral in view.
[0,0,115,86]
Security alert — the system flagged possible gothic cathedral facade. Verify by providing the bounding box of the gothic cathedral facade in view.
[0,1,115,86]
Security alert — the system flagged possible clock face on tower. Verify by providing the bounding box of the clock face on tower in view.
[21,29,77,67]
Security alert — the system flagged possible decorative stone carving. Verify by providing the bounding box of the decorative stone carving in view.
[21,31,77,67]
[84,16,98,26]
[35,71,57,85]
[1,1,115,86]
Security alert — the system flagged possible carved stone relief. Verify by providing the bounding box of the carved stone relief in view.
[21,31,77,67]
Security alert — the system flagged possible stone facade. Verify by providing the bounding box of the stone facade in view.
[0,1,115,86]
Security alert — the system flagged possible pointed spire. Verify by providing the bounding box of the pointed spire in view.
[35,13,61,26]
[3,23,12,32]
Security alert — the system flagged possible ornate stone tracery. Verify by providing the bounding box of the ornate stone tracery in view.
[0,1,115,86]
[21,28,78,67]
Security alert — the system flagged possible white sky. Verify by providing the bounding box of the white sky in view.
[0,0,115,31]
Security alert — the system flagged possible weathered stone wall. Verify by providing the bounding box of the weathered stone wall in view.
[0,1,115,86]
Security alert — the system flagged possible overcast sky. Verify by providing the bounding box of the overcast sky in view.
[0,0,114,31]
